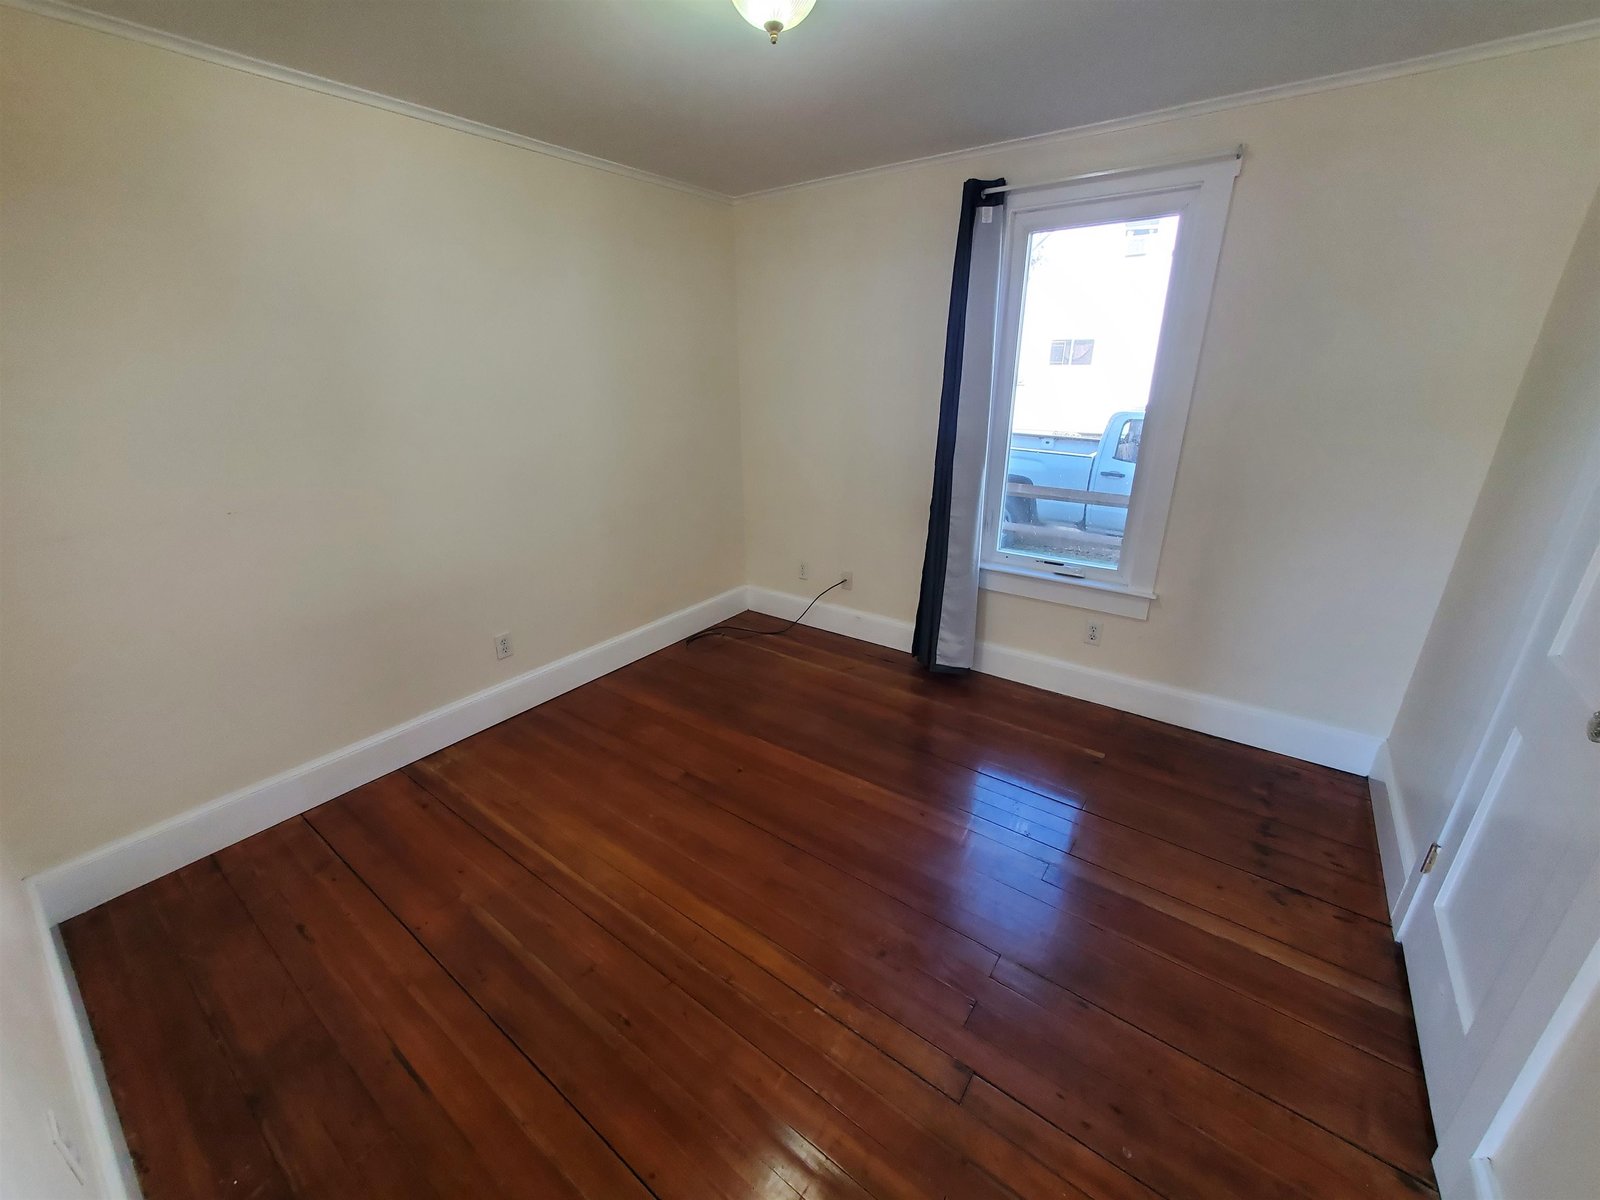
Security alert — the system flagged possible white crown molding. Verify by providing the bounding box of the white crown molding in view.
[6,0,1597,205]
[730,18,1600,203]
[1,0,732,205]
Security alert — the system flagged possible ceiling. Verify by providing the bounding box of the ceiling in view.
[58,0,1600,196]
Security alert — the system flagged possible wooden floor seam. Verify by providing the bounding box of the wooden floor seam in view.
[296,810,666,1200]
[66,615,1437,1200]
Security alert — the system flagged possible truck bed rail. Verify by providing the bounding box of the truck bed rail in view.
[1004,482,1130,508]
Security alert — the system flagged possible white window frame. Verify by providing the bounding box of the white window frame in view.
[978,155,1241,620]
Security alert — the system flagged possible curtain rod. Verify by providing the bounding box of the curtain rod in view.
[980,145,1244,197]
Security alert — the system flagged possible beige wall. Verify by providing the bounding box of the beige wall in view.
[3,12,1594,875]
[1,19,740,1181]
[733,40,1600,737]
[0,9,743,878]
[1,15,1597,1193]
[1387,188,1600,869]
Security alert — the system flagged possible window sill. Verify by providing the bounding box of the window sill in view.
[980,564,1154,620]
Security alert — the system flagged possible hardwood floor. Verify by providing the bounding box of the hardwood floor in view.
[65,616,1437,1199]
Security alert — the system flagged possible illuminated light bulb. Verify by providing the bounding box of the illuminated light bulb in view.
[731,0,817,44]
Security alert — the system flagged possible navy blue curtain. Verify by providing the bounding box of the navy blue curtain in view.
[912,177,1005,672]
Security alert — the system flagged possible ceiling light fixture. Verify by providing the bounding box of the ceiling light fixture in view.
[731,0,815,44]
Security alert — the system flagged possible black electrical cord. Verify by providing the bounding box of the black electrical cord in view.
[686,578,848,645]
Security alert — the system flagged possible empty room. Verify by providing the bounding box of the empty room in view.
[3,2,1599,1198]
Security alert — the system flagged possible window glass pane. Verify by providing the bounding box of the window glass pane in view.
[1113,418,1141,462]
[999,214,1178,570]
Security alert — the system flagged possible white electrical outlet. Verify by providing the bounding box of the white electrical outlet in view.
[840,571,854,591]
[494,632,513,661]
[1085,620,1103,646]
[798,561,810,581]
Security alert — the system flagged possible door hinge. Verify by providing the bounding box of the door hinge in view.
[1420,842,1441,874]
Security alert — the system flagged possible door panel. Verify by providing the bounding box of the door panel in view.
[1400,472,1600,1178]
[1479,959,1600,1200]
[1550,536,1600,698]
[1435,731,1530,1033]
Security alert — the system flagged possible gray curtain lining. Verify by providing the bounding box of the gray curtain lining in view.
[935,207,1004,670]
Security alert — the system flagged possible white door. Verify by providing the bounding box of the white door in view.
[1474,941,1600,1200]
[1399,466,1600,1198]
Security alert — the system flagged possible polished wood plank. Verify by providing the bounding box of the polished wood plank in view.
[308,778,813,1200]
[145,861,441,1200]
[569,668,1408,1024]
[215,820,650,1200]
[762,622,1383,850]
[642,636,1399,977]
[330,773,1013,1200]
[555,672,1432,1178]
[62,898,295,1200]
[65,614,1436,1199]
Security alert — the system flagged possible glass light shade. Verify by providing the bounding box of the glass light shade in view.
[731,0,816,43]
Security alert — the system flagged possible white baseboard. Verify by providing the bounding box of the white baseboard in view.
[1368,741,1424,930]
[24,880,139,1199]
[19,580,1382,1193]
[745,586,917,653]
[745,587,1382,776]
[29,587,747,924]
[31,583,1383,922]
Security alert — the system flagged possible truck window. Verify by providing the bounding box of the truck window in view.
[1114,419,1141,463]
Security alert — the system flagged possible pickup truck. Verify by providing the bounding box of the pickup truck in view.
[1003,411,1142,535]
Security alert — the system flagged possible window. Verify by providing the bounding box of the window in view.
[1123,223,1160,256]
[979,155,1241,618]
[1112,417,1141,463]
[1048,337,1095,366]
